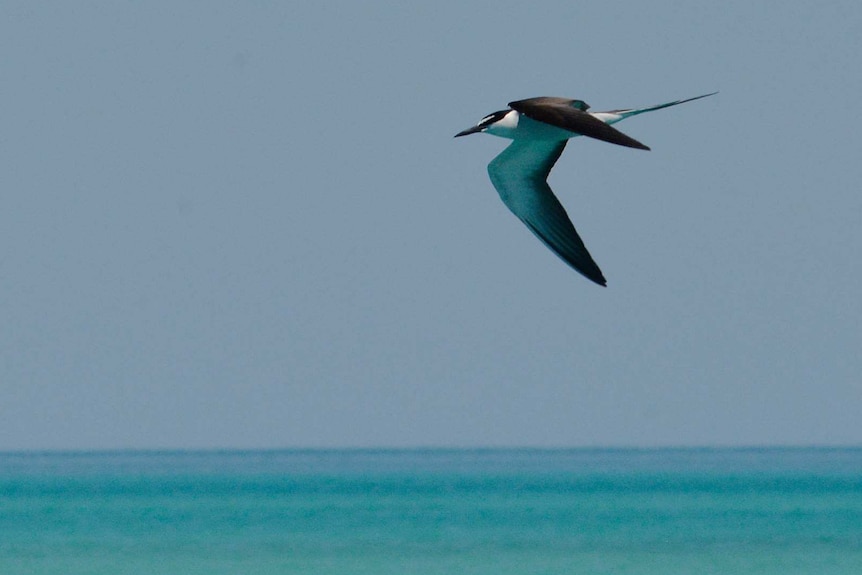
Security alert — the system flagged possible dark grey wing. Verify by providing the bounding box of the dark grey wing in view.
[487,139,607,286]
[510,97,650,150]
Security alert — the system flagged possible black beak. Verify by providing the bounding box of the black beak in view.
[454,125,484,138]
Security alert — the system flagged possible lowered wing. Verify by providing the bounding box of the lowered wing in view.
[487,138,607,286]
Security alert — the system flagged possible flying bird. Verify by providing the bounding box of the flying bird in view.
[455,92,716,286]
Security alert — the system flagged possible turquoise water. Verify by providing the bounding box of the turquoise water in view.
[1,449,860,574]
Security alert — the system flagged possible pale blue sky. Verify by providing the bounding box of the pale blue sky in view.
[2,1,860,450]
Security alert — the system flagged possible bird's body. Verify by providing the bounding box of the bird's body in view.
[456,92,716,286]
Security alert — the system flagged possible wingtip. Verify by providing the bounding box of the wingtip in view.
[585,271,607,287]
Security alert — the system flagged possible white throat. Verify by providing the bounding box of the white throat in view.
[483,110,521,139]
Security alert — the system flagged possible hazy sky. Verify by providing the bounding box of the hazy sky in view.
[2,1,860,450]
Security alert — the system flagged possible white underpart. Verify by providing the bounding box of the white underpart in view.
[484,109,635,141]
[485,111,581,141]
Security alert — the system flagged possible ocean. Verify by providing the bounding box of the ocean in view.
[1,448,860,574]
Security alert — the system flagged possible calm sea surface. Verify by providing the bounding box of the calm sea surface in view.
[1,448,860,574]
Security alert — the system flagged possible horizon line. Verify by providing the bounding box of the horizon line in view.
[2,444,861,456]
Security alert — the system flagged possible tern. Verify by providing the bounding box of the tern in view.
[455,92,716,286]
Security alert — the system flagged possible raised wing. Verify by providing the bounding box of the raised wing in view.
[510,97,650,151]
[487,139,607,286]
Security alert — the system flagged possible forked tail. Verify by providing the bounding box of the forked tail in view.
[610,91,718,120]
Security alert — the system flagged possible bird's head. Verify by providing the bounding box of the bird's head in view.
[454,109,511,137]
